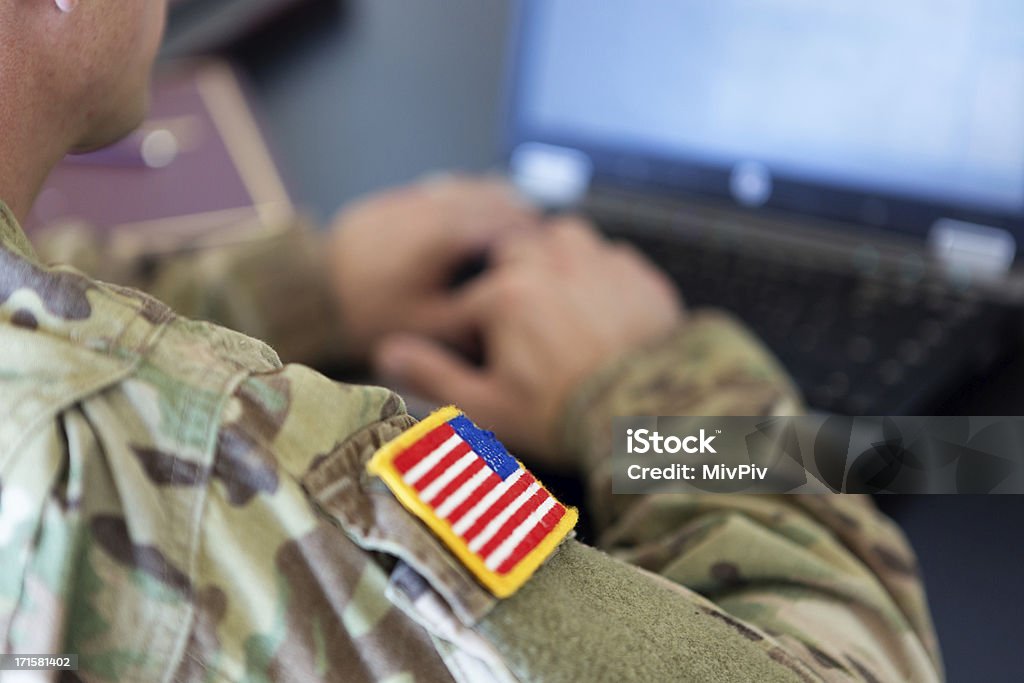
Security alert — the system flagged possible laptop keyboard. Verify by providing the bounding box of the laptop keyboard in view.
[610,227,1016,415]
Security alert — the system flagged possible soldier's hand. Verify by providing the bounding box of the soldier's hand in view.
[374,217,684,470]
[327,175,541,360]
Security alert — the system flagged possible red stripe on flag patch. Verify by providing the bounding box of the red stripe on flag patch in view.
[412,441,473,494]
[393,423,456,474]
[428,458,487,506]
[444,470,503,525]
[476,488,548,559]
[495,504,567,575]
[461,470,536,544]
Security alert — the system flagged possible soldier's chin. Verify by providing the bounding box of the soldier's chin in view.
[67,97,150,156]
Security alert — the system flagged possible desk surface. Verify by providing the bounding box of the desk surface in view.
[231,4,1023,679]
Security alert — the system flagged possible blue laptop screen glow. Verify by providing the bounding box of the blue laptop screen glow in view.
[515,0,1024,213]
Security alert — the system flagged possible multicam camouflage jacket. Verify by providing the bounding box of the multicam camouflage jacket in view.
[0,203,942,682]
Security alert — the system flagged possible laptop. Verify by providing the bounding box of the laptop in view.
[503,0,1024,415]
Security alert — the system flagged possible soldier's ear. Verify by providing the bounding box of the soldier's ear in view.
[55,0,79,13]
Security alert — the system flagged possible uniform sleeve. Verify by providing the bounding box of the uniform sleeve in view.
[555,310,944,682]
[174,366,462,683]
[30,217,349,366]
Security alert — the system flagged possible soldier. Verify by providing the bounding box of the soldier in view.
[0,2,942,681]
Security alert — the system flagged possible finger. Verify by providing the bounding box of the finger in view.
[547,215,602,242]
[420,175,532,216]
[495,214,606,266]
[433,178,541,239]
[449,265,535,328]
[491,228,548,266]
[419,197,541,286]
[403,266,523,350]
[374,334,495,408]
[609,239,685,308]
[609,239,646,261]
[408,294,487,352]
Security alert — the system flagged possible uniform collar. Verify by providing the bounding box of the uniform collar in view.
[0,201,38,262]
[0,197,167,358]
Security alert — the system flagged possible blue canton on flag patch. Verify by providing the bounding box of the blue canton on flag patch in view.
[367,406,577,597]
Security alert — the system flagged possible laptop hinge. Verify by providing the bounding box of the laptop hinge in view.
[510,142,592,208]
[928,218,1017,279]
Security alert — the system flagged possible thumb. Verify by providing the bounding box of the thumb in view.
[375,334,492,409]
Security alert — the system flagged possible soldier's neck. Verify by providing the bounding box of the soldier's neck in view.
[0,74,78,223]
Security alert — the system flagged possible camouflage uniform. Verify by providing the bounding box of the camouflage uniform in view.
[1,203,942,682]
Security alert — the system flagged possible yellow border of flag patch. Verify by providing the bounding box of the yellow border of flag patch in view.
[367,406,577,598]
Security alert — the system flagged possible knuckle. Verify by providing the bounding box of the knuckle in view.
[496,269,534,306]
[550,216,595,241]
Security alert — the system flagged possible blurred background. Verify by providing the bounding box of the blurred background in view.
[27,0,1024,679]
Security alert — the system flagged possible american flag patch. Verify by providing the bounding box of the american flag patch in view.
[367,406,577,597]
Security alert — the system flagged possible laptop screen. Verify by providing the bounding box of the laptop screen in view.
[507,0,1024,239]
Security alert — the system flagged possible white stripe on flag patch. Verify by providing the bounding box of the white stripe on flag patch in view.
[451,469,525,536]
[467,482,541,553]
[421,450,476,502]
[484,497,558,571]
[435,464,493,519]
[405,432,462,485]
